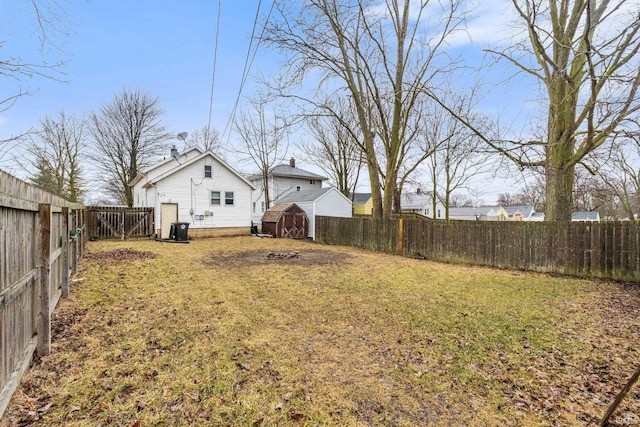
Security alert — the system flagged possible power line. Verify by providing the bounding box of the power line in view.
[206,0,222,137]
[221,0,275,150]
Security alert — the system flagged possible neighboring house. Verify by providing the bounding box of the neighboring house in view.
[572,211,601,222]
[130,146,255,238]
[352,193,373,215]
[502,205,536,221]
[277,187,352,239]
[400,190,445,219]
[448,206,497,221]
[529,212,545,222]
[524,211,601,222]
[249,158,328,224]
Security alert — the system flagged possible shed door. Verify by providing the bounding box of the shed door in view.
[160,203,178,239]
[282,212,307,239]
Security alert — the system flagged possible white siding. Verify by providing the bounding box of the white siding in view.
[312,189,352,239]
[251,176,322,224]
[134,154,252,233]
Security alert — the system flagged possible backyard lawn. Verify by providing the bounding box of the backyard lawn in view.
[2,236,639,426]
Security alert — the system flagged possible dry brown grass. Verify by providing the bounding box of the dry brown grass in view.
[2,236,639,426]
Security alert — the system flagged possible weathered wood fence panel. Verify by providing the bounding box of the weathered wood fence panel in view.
[87,206,154,240]
[0,170,86,420]
[316,216,640,282]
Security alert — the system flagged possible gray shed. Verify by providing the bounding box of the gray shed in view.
[261,203,309,238]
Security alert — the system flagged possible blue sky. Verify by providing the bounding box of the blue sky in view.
[0,0,548,202]
[0,0,273,152]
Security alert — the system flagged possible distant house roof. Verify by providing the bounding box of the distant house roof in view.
[252,164,327,181]
[352,193,371,204]
[530,212,545,220]
[278,187,333,203]
[449,207,487,218]
[503,205,534,218]
[572,211,600,221]
[400,192,432,210]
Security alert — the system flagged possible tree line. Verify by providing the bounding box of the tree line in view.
[2,0,639,221]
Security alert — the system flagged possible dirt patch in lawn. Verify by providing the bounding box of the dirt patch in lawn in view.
[202,248,350,267]
[84,247,157,262]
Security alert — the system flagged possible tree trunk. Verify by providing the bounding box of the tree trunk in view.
[545,164,574,222]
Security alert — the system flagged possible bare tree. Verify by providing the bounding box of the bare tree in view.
[432,0,640,222]
[264,0,467,218]
[89,88,170,206]
[186,126,222,154]
[28,109,85,201]
[234,97,289,211]
[424,88,490,219]
[599,132,640,220]
[299,99,364,197]
[1,1,69,161]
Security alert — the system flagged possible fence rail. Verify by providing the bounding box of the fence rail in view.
[87,206,154,240]
[0,171,86,419]
[316,216,640,283]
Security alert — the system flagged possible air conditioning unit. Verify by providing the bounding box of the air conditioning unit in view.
[204,210,210,216]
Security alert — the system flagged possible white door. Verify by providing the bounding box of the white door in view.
[160,203,178,239]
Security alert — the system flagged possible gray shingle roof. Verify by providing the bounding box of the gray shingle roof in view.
[277,187,332,203]
[503,205,534,217]
[352,193,371,204]
[572,211,600,221]
[400,192,432,210]
[269,164,327,180]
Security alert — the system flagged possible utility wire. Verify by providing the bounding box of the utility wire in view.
[221,0,275,150]
[206,0,222,138]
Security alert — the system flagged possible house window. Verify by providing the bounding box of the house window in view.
[426,208,430,216]
[261,201,265,212]
[296,186,301,191]
[210,191,221,205]
[204,165,212,178]
[309,180,316,185]
[437,209,441,218]
[253,202,256,213]
[225,191,234,205]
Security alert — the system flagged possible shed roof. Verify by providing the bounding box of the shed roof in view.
[261,203,303,223]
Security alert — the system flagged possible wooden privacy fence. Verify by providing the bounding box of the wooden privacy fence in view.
[0,170,86,419]
[87,206,154,240]
[316,216,640,282]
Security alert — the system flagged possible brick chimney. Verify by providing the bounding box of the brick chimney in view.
[289,157,295,168]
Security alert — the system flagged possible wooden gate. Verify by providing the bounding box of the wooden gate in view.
[87,206,154,240]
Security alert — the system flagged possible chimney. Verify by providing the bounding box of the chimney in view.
[170,145,179,160]
[289,157,295,168]
[416,188,422,194]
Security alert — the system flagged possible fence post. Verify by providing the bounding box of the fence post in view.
[398,218,404,255]
[61,207,70,298]
[37,203,52,357]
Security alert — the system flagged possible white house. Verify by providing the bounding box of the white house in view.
[400,190,445,219]
[249,158,328,224]
[130,147,255,238]
[276,187,352,239]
